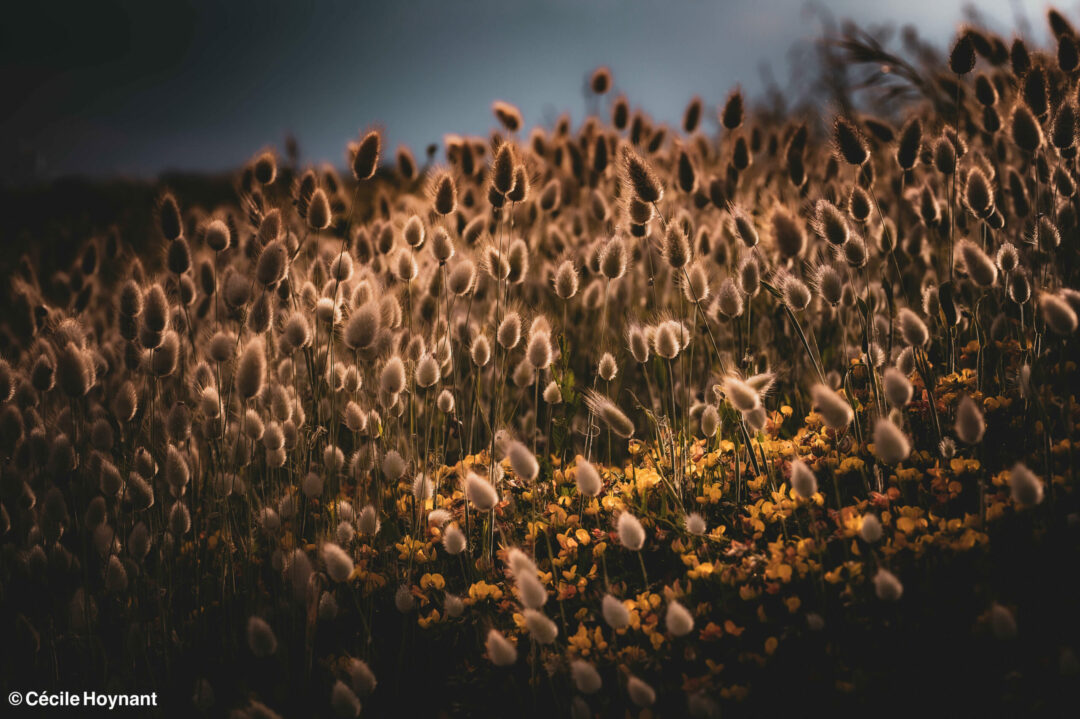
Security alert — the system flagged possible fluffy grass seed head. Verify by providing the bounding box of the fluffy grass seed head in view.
[789,459,818,498]
[1010,462,1044,507]
[464,472,499,510]
[322,542,354,583]
[601,594,630,629]
[584,390,634,437]
[485,629,517,666]
[873,418,911,464]
[575,457,602,497]
[665,600,695,636]
[874,568,904,601]
[616,511,645,550]
[620,145,663,204]
[351,130,381,180]
[721,374,760,413]
[955,395,986,444]
[811,383,854,431]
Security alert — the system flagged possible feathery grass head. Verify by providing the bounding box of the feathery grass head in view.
[873,418,911,464]
[430,172,458,216]
[379,356,406,396]
[729,205,759,248]
[584,390,634,437]
[722,374,760,413]
[896,117,922,170]
[464,472,499,510]
[616,511,645,550]
[662,224,691,268]
[721,88,744,130]
[949,31,976,74]
[322,542,354,583]
[235,338,267,400]
[897,307,929,346]
[158,193,183,241]
[600,236,629,279]
[491,142,516,196]
[789,460,818,498]
[575,457,602,497]
[497,311,522,350]
[1009,463,1044,507]
[1040,293,1078,334]
[308,189,332,230]
[779,272,812,311]
[506,439,539,481]
[351,130,381,181]
[833,117,870,166]
[874,568,904,601]
[812,199,849,246]
[246,616,277,658]
[589,66,612,94]
[665,600,694,636]
[860,514,883,543]
[627,676,656,707]
[771,206,806,258]
[485,629,517,666]
[811,383,853,431]
[620,146,663,204]
[492,100,523,132]
[954,395,986,444]
[957,239,998,286]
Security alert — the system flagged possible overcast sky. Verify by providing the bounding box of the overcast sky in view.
[0,0,1053,183]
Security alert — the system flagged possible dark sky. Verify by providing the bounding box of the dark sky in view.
[0,0,1043,184]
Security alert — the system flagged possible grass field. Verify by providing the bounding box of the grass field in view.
[2,9,1080,718]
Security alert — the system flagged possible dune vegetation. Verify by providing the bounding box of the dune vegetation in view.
[3,8,1080,718]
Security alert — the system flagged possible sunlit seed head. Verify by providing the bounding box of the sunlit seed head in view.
[431,172,457,216]
[780,272,812,311]
[440,524,466,550]
[811,383,853,431]
[377,356,405,396]
[351,130,381,181]
[848,185,872,223]
[897,307,929,347]
[616,512,645,550]
[424,384,451,415]
[526,331,553,370]
[1041,292,1079,334]
[957,239,998,287]
[554,259,580,299]
[620,145,663,204]
[470,334,491,367]
[464,472,499,511]
[584,390,634,438]
[491,142,516,195]
[653,322,680,360]
[415,353,441,388]
[883,367,914,408]
[497,312,522,349]
[954,395,985,444]
[873,418,911,464]
[834,116,870,166]
[812,199,849,246]
[447,259,477,296]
